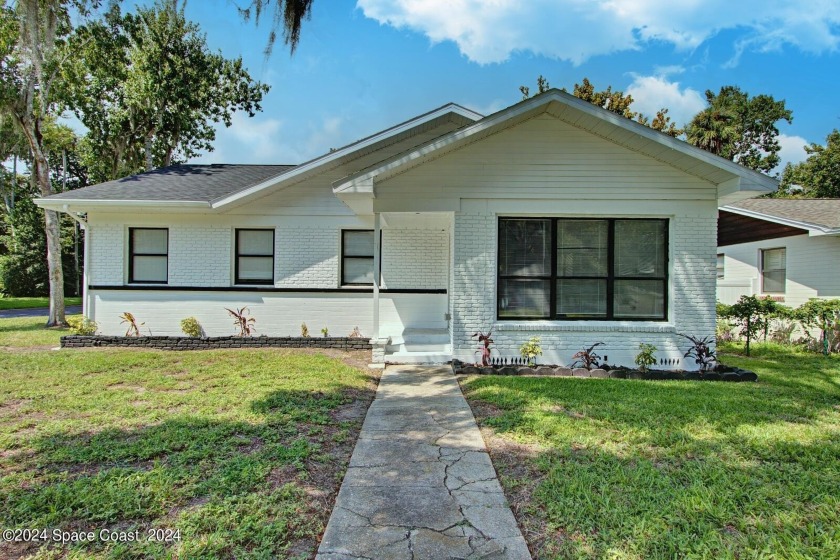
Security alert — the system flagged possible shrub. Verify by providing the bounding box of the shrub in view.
[348,326,363,338]
[321,327,329,337]
[677,333,716,371]
[67,316,97,335]
[634,343,657,373]
[519,336,542,366]
[797,298,840,355]
[725,295,764,355]
[180,317,203,337]
[300,323,309,337]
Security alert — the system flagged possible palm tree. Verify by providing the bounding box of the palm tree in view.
[686,107,738,157]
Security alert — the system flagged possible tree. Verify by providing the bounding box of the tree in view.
[0,0,82,326]
[780,130,840,198]
[63,2,269,183]
[687,86,792,173]
[725,295,766,356]
[237,0,314,57]
[520,76,682,137]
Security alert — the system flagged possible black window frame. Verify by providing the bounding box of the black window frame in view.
[234,228,275,285]
[128,227,169,284]
[341,229,383,287]
[497,217,669,321]
[760,247,786,294]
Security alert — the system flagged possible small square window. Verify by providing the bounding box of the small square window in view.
[129,228,168,283]
[761,248,786,294]
[235,229,274,284]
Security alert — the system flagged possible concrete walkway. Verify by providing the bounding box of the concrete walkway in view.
[0,305,82,319]
[317,365,531,560]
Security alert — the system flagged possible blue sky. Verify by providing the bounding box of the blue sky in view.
[176,0,840,175]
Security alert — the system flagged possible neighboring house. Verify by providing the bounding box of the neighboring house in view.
[717,199,840,307]
[36,90,776,367]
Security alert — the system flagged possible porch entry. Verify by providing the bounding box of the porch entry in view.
[370,212,452,362]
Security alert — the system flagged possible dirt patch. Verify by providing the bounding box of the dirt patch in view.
[331,400,368,421]
[462,390,552,559]
[108,383,147,393]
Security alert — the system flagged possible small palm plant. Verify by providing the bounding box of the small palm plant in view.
[634,343,657,373]
[120,312,144,337]
[226,307,256,337]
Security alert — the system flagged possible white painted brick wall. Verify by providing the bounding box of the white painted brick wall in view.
[276,227,338,288]
[382,229,448,290]
[88,222,124,285]
[451,211,718,369]
[169,225,231,286]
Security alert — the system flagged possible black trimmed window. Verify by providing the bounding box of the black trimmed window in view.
[235,229,275,284]
[129,228,168,284]
[497,218,668,320]
[761,247,786,294]
[341,230,374,285]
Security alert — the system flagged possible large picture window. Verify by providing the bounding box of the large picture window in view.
[761,247,786,294]
[235,229,275,284]
[498,218,668,320]
[342,230,375,285]
[129,228,168,284]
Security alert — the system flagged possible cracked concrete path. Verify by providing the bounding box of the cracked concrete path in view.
[316,365,531,560]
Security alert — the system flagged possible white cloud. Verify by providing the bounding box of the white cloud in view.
[191,114,346,164]
[463,98,508,117]
[625,75,706,127]
[776,133,810,170]
[356,0,840,64]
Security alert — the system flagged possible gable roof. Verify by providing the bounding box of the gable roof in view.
[721,198,840,235]
[333,89,778,205]
[35,103,483,212]
[44,164,296,206]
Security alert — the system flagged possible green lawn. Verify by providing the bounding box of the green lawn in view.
[0,296,82,310]
[460,343,840,559]
[0,317,377,559]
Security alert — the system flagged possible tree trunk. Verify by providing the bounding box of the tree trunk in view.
[145,133,154,171]
[21,118,65,326]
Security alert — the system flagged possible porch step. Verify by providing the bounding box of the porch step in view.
[385,350,453,364]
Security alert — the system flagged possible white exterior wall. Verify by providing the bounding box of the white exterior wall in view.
[375,114,720,368]
[84,206,449,336]
[717,234,840,307]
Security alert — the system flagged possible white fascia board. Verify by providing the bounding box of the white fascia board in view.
[211,104,483,209]
[719,205,838,235]
[34,198,210,212]
[334,89,779,195]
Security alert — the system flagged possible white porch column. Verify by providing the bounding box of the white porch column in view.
[372,212,381,340]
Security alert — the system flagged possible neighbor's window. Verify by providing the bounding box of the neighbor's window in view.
[342,230,374,285]
[235,229,274,284]
[717,254,725,279]
[761,247,786,294]
[129,228,168,284]
[498,218,668,320]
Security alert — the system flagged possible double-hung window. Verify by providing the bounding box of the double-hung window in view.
[341,230,375,285]
[129,228,168,284]
[498,218,668,320]
[235,229,275,284]
[761,248,786,294]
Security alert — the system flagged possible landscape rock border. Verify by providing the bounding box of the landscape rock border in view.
[60,335,372,351]
[453,363,758,382]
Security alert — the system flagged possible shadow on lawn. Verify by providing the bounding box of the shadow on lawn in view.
[0,386,375,560]
[461,356,840,558]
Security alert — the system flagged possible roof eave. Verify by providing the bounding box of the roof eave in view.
[719,205,837,235]
[34,198,211,212]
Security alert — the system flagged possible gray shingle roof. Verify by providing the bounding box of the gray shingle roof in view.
[729,198,840,230]
[47,164,296,203]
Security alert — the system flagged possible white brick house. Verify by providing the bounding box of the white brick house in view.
[37,90,777,367]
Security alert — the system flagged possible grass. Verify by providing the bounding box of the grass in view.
[0,317,378,559]
[460,342,840,559]
[0,296,82,311]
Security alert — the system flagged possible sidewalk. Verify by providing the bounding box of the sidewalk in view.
[317,365,531,560]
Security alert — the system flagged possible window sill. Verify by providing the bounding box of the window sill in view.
[494,321,676,333]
